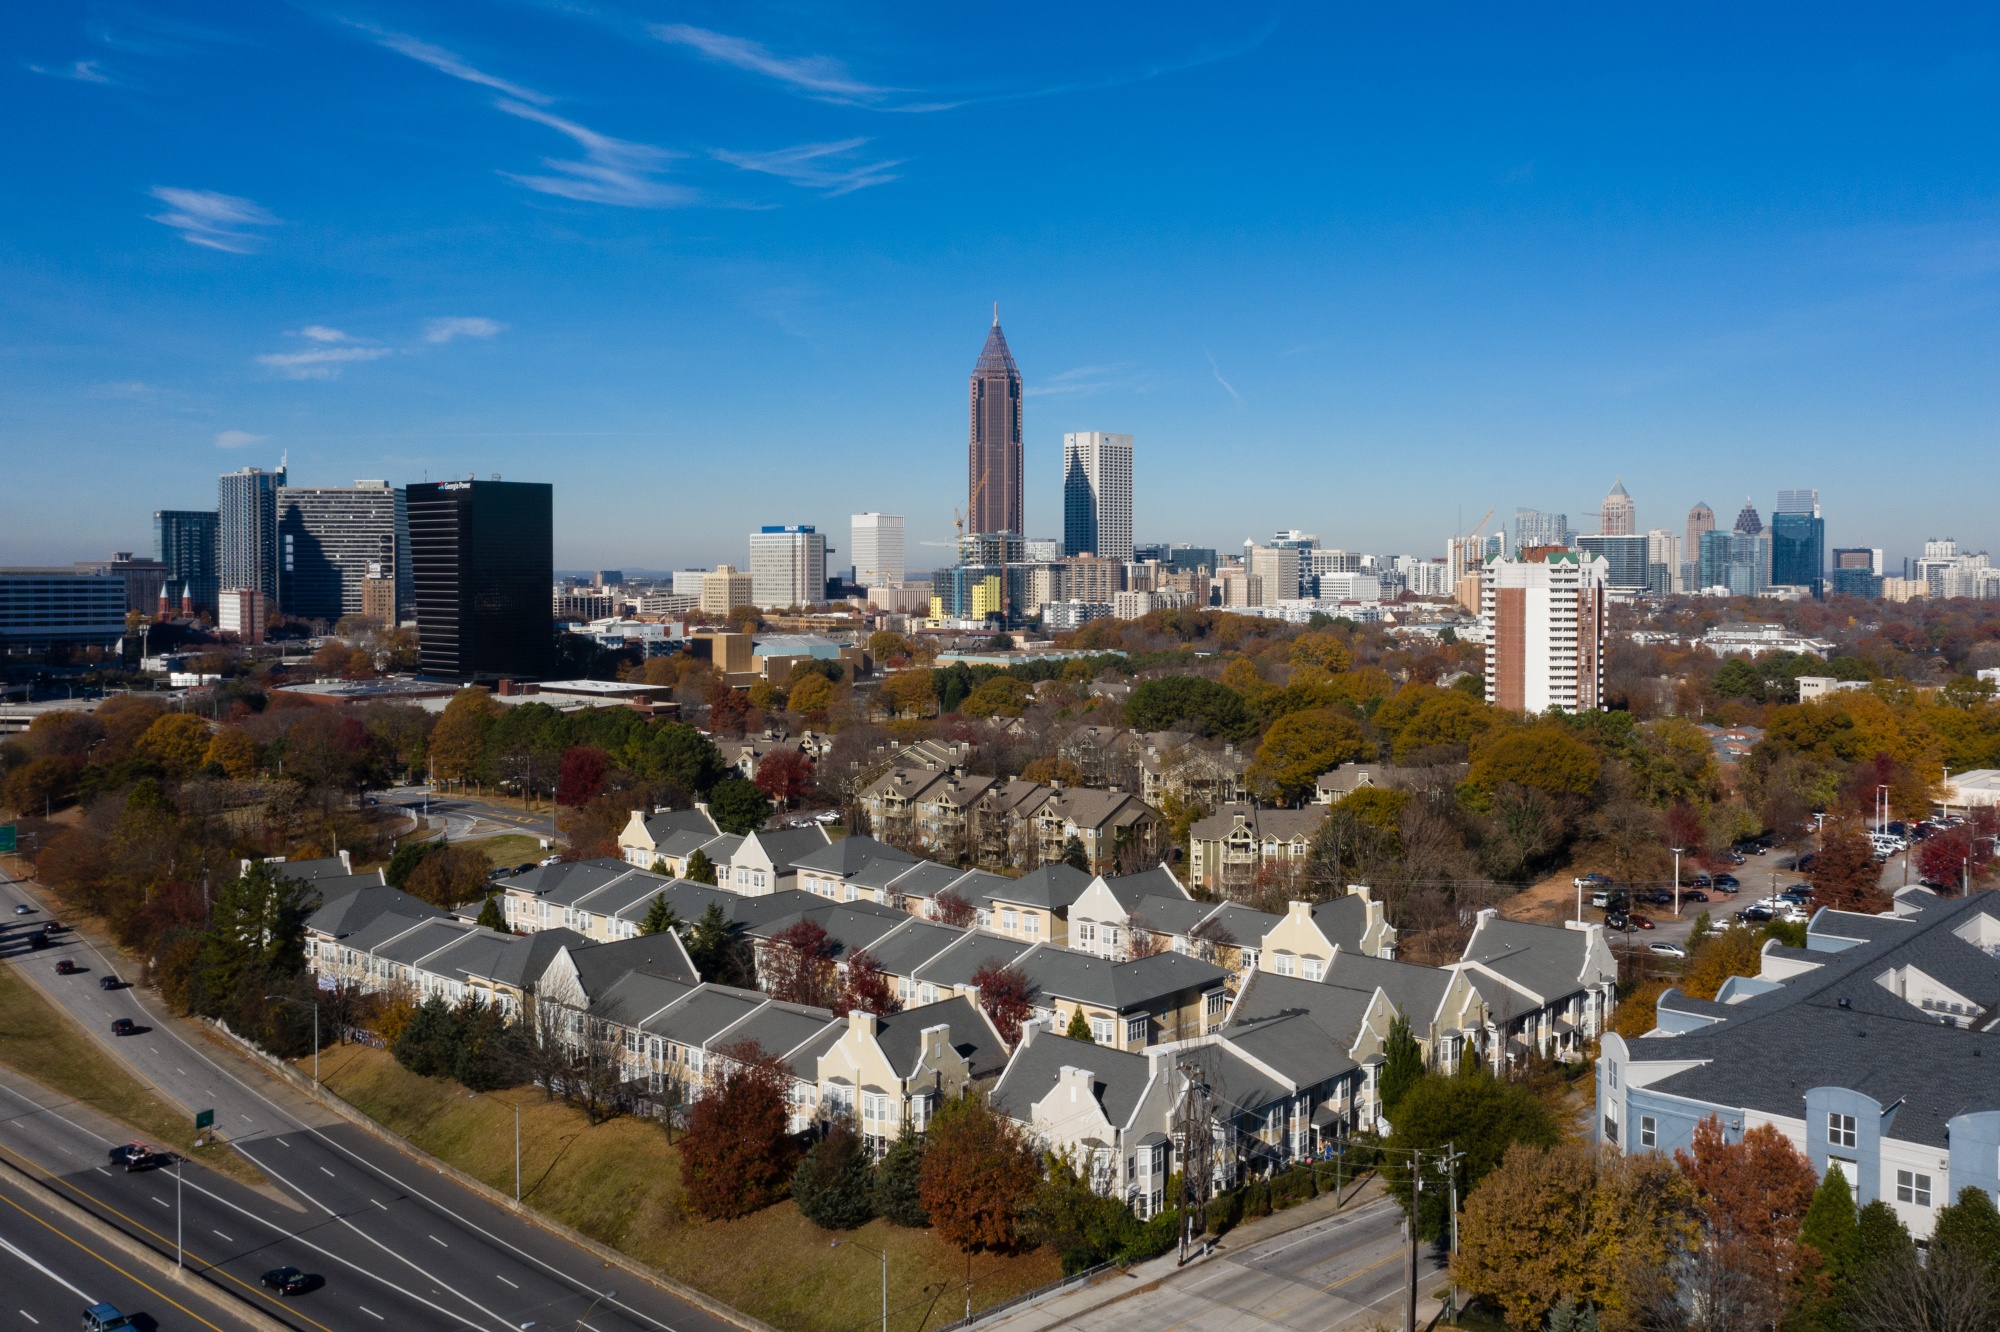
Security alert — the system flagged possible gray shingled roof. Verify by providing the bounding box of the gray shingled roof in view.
[1459,916,1592,1002]
[1023,949,1225,1012]
[740,826,834,872]
[566,932,699,997]
[592,970,697,1027]
[308,886,445,939]
[989,1029,1152,1127]
[914,933,1035,989]
[1222,1011,1357,1088]
[988,863,1094,911]
[1097,866,1189,912]
[640,985,768,1047]
[873,996,1007,1079]
[642,807,719,841]
[882,862,970,902]
[1228,969,1376,1048]
[793,836,915,876]
[1127,893,1214,938]
[866,920,971,977]
[1321,952,1451,1023]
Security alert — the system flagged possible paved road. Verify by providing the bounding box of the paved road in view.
[1003,1198,1445,1332]
[0,868,739,1332]
[385,786,557,846]
[0,1155,263,1332]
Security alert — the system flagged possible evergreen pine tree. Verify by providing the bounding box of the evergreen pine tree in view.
[1798,1167,1858,1277]
[641,893,681,937]
[685,848,718,885]
[1931,1186,2000,1290]
[1065,1008,1094,1043]
[394,993,458,1078]
[475,893,508,932]
[872,1126,930,1227]
[792,1122,876,1230]
[1377,1014,1425,1118]
[1852,1199,1914,1271]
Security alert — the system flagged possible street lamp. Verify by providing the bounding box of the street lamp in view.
[1670,847,1685,918]
[574,1287,617,1331]
[265,994,320,1083]
[831,1239,888,1332]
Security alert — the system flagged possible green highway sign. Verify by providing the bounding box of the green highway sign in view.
[0,824,15,854]
[194,1109,214,1131]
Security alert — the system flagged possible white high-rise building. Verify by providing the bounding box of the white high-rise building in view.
[1247,545,1301,604]
[1061,432,1134,563]
[1481,551,1608,714]
[849,513,905,586]
[748,526,828,609]
[1647,529,1683,594]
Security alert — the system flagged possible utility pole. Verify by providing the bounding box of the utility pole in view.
[1174,1058,1214,1265]
[1406,1150,1423,1332]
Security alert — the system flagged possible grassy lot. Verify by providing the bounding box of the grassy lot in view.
[0,960,265,1186]
[465,834,547,872]
[314,1043,1061,1332]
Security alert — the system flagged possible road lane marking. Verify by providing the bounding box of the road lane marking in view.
[0,1234,96,1301]
[359,1306,383,1320]
[151,1196,169,1207]
[0,1185,232,1332]
[214,1229,233,1242]
[429,1233,448,1247]
[19,1312,38,1324]
[320,1167,335,1177]
[497,1275,517,1288]
[239,1114,252,1123]
[275,1138,289,1147]
[371,1198,387,1209]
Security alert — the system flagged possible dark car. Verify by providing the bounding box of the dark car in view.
[260,1266,316,1296]
[514,863,537,876]
[55,959,80,975]
[1780,887,1813,904]
[1712,874,1740,889]
[1690,873,1713,888]
[107,1142,160,1171]
[1737,904,1775,922]
[1681,890,1710,903]
[1604,911,1631,931]
[1640,889,1673,906]
[110,1017,136,1036]
[28,932,49,950]
[98,974,121,990]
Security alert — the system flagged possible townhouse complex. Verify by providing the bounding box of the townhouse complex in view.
[1601,886,2000,1241]
[304,829,1618,1220]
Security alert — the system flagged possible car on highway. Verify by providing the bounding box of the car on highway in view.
[109,1142,163,1172]
[261,1266,317,1296]
[1648,942,1689,958]
[12,902,31,915]
[55,959,80,975]
[27,932,49,950]
[99,974,122,990]
[82,1302,134,1331]
[110,1017,136,1036]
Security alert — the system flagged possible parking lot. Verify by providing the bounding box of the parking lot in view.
[1581,842,1819,960]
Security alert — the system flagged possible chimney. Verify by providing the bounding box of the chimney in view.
[848,1009,879,1039]
[1286,900,1312,924]
[1347,883,1373,903]
[1475,907,1498,926]
[497,678,516,697]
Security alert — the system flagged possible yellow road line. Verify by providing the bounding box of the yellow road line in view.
[0,1138,340,1332]
[0,1182,231,1332]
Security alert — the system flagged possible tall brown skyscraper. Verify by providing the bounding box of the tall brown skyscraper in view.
[968,312,1023,535]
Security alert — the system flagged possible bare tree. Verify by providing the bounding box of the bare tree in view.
[1846,1247,1997,1332]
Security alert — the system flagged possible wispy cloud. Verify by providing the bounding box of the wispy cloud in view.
[299,325,351,342]
[215,429,268,449]
[28,59,111,83]
[147,187,279,253]
[652,24,888,101]
[1024,363,1150,398]
[255,346,394,380]
[424,317,507,343]
[358,26,552,105]
[1203,347,1242,403]
[711,138,901,195]
[495,100,695,207]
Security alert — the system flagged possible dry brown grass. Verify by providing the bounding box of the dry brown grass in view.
[314,1043,1061,1331]
[0,959,266,1186]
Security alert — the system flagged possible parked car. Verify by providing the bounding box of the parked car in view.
[1627,913,1656,930]
[814,810,841,824]
[513,863,537,875]
[1712,874,1740,889]
[1779,887,1813,904]
[539,854,562,867]
[1737,904,1775,922]
[110,1017,136,1036]
[1680,890,1710,903]
[1648,941,1689,958]
[260,1266,317,1296]
[55,959,79,975]
[1639,889,1674,906]
[1604,911,1630,931]
[1690,873,1713,888]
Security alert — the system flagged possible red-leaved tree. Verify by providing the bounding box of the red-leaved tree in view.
[753,749,815,809]
[971,961,1035,1046]
[555,745,611,807]
[679,1041,799,1220]
[1812,824,1886,912]
[916,1094,1042,1251]
[933,891,976,927]
[834,948,897,1017]
[765,919,837,1008]
[1917,815,1998,892]
[707,686,752,737]
[1675,1117,1818,1323]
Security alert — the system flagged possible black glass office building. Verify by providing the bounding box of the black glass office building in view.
[1770,512,1826,598]
[406,480,553,682]
[154,509,219,611]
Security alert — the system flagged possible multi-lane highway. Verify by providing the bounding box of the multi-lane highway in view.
[0,864,744,1332]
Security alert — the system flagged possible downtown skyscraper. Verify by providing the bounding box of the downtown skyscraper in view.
[1062,432,1134,562]
[218,464,286,602]
[968,313,1023,536]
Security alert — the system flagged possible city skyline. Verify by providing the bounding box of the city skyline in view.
[9,6,2000,567]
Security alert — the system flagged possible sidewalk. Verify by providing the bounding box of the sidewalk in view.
[974,1176,1397,1332]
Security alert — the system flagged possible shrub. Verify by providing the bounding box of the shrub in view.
[873,1127,930,1227]
[792,1122,876,1230]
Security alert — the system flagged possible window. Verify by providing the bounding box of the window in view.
[623,1030,639,1053]
[1077,922,1096,946]
[1002,908,1019,934]
[1302,958,1324,982]
[1640,1116,1657,1149]
[1274,953,1297,977]
[1607,1061,1618,1089]
[1603,1113,1618,1145]
[909,1094,933,1131]
[1090,1016,1115,1044]
[1205,991,1227,1021]
[1829,1112,1857,1149]
[862,1093,891,1124]
[1125,1015,1148,1045]
[1023,914,1039,940]
[1897,1170,1932,1207]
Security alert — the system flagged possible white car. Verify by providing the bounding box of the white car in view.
[1647,941,1689,959]
[539,854,563,867]
[12,904,32,915]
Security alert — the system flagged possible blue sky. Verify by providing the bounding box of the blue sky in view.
[7,4,2000,573]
